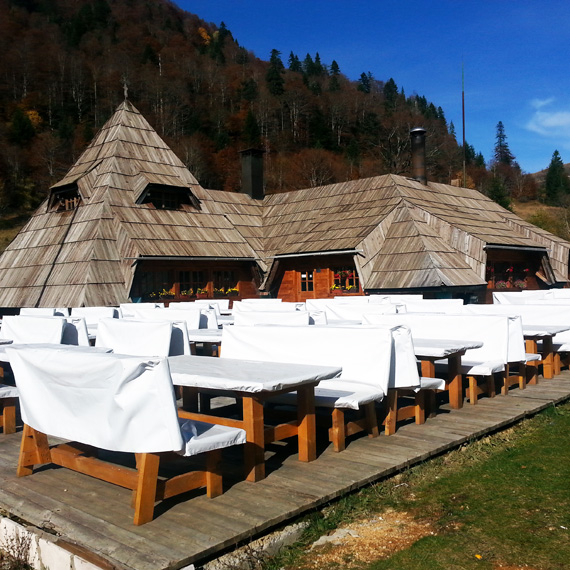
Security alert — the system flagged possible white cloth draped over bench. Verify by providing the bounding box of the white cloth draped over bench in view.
[6,345,246,525]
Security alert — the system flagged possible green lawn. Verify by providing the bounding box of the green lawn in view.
[270,402,570,570]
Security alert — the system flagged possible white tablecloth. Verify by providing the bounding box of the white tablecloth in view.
[168,354,341,393]
[413,338,483,358]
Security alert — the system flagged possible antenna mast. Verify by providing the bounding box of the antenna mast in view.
[462,61,466,187]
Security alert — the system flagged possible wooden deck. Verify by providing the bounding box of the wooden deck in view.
[1,374,570,570]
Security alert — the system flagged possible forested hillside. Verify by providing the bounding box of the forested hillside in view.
[0,0,536,218]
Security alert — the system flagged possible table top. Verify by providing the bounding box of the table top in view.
[523,324,570,337]
[168,354,342,393]
[413,338,483,359]
[186,329,223,343]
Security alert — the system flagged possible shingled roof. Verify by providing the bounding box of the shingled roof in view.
[0,101,567,307]
[0,101,261,307]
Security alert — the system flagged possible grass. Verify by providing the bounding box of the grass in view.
[265,402,570,570]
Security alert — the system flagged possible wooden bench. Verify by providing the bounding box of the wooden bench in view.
[221,325,395,451]
[7,346,245,525]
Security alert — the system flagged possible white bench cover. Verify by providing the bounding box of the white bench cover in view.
[6,345,245,456]
[2,315,65,344]
[96,318,173,357]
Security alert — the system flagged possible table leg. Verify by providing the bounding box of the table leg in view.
[542,336,554,379]
[296,384,316,462]
[420,359,437,418]
[448,354,463,409]
[242,396,265,482]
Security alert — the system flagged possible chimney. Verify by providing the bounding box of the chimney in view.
[410,127,427,185]
[239,148,265,200]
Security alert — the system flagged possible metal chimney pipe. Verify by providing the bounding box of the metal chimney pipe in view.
[410,127,427,185]
[239,148,265,200]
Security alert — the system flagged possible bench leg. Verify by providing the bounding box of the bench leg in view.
[384,390,398,435]
[206,449,223,498]
[414,391,427,424]
[364,402,379,438]
[554,352,561,376]
[467,376,477,404]
[331,408,346,452]
[1,398,17,434]
[518,364,526,390]
[487,374,496,398]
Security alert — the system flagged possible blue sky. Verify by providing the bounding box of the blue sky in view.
[176,1,570,174]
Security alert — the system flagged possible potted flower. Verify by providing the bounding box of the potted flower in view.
[213,287,226,298]
[330,283,343,294]
[226,287,239,296]
[196,287,208,299]
[158,288,175,300]
[494,280,508,289]
[513,279,527,290]
[180,288,194,299]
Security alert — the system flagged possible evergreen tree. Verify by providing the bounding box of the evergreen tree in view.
[303,53,316,76]
[488,175,511,210]
[383,78,398,112]
[240,78,258,102]
[493,121,515,165]
[9,108,35,146]
[313,52,324,75]
[357,72,371,94]
[329,60,341,91]
[288,51,302,72]
[266,49,285,96]
[544,150,570,205]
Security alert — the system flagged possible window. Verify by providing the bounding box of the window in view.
[213,270,236,291]
[332,267,359,291]
[179,270,206,295]
[300,270,314,292]
[137,271,173,298]
[139,184,194,210]
[50,186,82,212]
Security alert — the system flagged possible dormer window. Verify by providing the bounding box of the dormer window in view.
[138,184,196,210]
[49,185,82,212]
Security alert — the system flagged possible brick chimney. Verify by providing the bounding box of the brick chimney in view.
[239,148,265,200]
[410,127,427,185]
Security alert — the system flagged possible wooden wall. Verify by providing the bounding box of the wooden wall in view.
[272,255,362,302]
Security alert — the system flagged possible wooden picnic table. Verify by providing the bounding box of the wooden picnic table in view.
[523,324,570,381]
[413,338,484,409]
[167,355,341,482]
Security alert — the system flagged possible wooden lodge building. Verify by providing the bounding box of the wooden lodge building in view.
[0,101,568,309]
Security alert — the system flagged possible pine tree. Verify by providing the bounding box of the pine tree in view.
[9,108,35,146]
[357,72,371,94]
[266,49,285,96]
[288,52,302,72]
[303,53,315,76]
[493,121,515,166]
[383,78,398,113]
[544,150,570,205]
[329,60,340,92]
[488,175,511,210]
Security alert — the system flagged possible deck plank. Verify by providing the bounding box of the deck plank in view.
[0,373,568,569]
